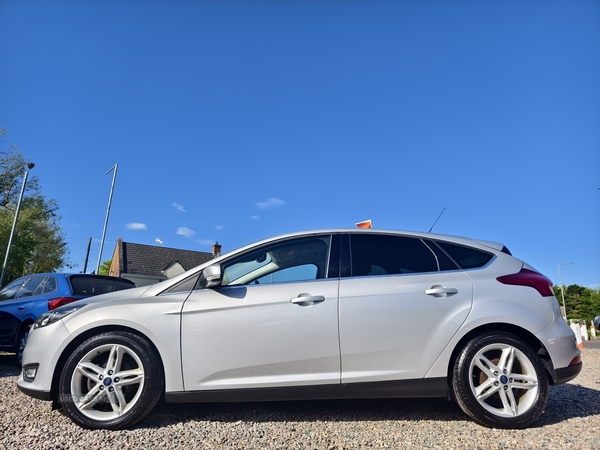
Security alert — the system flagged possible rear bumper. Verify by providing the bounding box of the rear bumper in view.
[554,361,582,385]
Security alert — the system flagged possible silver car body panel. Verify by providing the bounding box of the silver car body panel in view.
[17,228,581,402]
[339,270,473,383]
[181,279,340,390]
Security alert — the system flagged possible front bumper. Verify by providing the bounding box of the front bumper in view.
[17,381,52,401]
[16,320,72,401]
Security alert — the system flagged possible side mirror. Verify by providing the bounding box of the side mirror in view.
[198,264,222,289]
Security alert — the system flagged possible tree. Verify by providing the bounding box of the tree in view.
[553,283,600,325]
[0,128,70,285]
[98,259,112,275]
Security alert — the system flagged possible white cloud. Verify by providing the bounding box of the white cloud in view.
[126,223,148,230]
[250,215,260,220]
[176,227,196,238]
[215,225,223,230]
[173,203,186,212]
[256,197,285,210]
[197,239,215,246]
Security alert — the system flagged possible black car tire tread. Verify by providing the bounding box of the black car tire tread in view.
[58,331,163,430]
[452,331,549,429]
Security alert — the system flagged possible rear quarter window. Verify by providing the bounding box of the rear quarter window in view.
[434,241,494,269]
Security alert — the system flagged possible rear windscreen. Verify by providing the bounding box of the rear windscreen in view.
[70,277,135,297]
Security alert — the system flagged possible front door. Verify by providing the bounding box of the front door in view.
[180,235,341,391]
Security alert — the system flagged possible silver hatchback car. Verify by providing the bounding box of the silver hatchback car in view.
[18,229,581,430]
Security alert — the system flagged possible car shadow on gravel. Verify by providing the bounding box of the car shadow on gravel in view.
[0,353,20,377]
[533,383,600,428]
[137,382,600,430]
[139,397,468,429]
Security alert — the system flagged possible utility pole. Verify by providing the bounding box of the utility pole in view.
[96,164,118,274]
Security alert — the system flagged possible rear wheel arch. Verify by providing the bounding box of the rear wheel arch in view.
[447,323,556,388]
[16,319,35,366]
[451,330,550,428]
[50,325,165,403]
[16,319,35,345]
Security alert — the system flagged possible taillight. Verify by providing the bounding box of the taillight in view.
[496,268,554,297]
[48,297,78,310]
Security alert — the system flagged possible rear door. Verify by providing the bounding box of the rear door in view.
[339,233,474,383]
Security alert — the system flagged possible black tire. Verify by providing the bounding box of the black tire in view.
[16,324,31,368]
[452,331,549,429]
[58,331,163,430]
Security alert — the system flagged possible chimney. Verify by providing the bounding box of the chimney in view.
[212,241,222,258]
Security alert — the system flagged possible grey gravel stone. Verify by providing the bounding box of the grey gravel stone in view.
[1,347,599,449]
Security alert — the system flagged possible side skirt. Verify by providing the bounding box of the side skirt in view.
[165,377,448,403]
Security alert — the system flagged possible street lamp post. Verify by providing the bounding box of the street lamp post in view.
[0,163,35,287]
[557,261,573,321]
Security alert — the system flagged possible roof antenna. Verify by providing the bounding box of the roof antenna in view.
[428,207,446,233]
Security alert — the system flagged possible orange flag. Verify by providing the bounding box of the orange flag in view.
[355,220,372,229]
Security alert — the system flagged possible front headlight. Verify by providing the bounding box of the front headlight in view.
[34,304,86,329]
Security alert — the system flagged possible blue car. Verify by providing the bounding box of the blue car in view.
[0,273,136,365]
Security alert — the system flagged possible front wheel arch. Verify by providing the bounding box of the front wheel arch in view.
[58,330,164,429]
[50,325,165,405]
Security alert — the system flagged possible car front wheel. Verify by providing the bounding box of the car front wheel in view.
[58,331,163,430]
[452,331,549,429]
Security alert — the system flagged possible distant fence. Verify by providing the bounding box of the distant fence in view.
[568,319,597,348]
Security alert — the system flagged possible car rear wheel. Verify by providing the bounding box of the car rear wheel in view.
[16,324,31,367]
[58,331,163,430]
[452,331,549,429]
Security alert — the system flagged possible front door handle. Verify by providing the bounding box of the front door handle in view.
[425,286,458,298]
[290,293,325,306]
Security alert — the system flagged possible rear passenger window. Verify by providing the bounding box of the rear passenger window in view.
[349,234,438,276]
[16,277,45,298]
[434,241,494,269]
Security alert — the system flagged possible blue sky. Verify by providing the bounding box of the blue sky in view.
[1,0,599,287]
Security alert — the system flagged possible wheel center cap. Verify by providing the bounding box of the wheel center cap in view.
[500,375,508,385]
[103,377,112,386]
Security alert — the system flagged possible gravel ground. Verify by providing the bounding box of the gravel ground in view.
[1,348,599,450]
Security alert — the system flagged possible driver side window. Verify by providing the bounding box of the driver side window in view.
[221,236,331,286]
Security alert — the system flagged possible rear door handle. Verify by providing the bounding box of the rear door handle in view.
[290,293,325,306]
[425,286,458,298]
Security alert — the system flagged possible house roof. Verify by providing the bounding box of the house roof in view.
[118,241,214,277]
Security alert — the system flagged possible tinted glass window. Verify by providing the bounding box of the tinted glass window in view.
[222,236,330,286]
[350,234,438,276]
[16,277,46,298]
[70,276,135,296]
[434,241,494,269]
[423,240,460,271]
[43,277,57,294]
[0,279,25,301]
